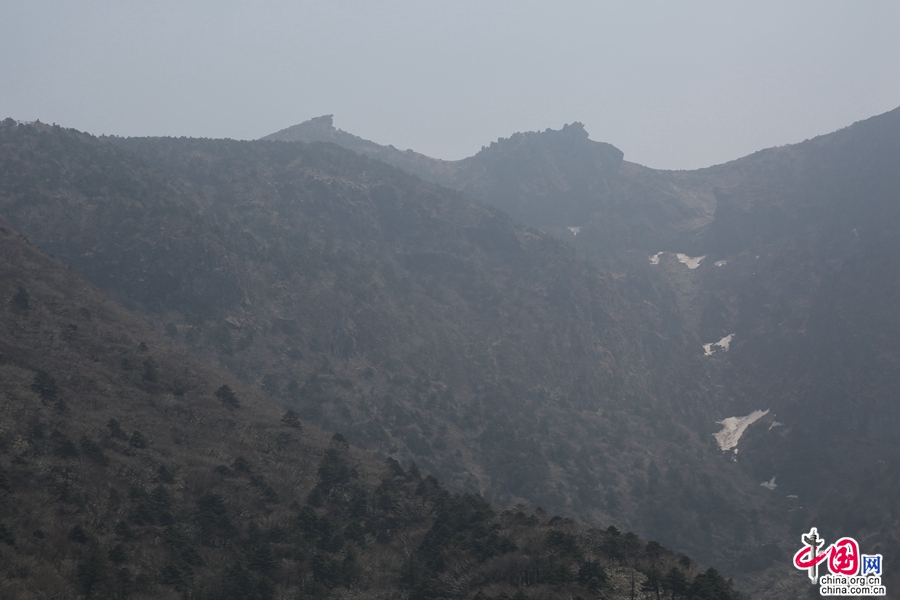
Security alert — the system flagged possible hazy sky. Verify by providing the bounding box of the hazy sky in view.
[3,1,898,169]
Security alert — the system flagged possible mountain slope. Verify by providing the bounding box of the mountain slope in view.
[0,210,746,598]
[0,119,783,577]
[686,108,900,585]
[263,117,719,255]
[262,107,900,595]
[0,217,351,598]
[261,115,460,187]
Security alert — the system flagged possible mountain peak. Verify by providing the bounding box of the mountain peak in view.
[477,121,624,166]
[260,114,345,143]
[292,114,335,133]
[260,115,462,185]
[311,114,334,127]
[559,121,588,137]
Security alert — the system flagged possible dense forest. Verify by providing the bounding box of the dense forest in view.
[3,107,899,597]
[0,222,743,599]
[0,119,781,576]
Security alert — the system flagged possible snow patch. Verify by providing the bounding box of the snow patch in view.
[567,226,582,236]
[768,420,783,431]
[703,333,734,356]
[761,476,777,490]
[714,260,727,267]
[787,494,799,499]
[676,253,705,269]
[713,409,769,451]
[716,334,733,351]
[649,252,663,265]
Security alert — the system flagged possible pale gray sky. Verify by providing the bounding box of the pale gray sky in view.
[3,1,898,169]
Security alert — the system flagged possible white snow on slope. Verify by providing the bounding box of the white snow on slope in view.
[567,226,582,236]
[761,476,777,490]
[714,260,727,267]
[649,252,663,265]
[676,253,705,269]
[713,409,770,451]
[703,333,734,356]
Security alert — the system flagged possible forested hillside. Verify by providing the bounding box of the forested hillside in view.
[0,119,785,582]
[264,108,900,597]
[0,200,742,598]
[9,109,900,594]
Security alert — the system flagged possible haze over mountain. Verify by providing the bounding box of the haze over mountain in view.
[1,106,898,597]
[263,116,719,255]
[6,3,898,171]
[2,213,732,600]
[267,107,900,592]
[2,120,761,552]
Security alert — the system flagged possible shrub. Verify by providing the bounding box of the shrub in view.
[68,524,91,544]
[196,493,236,544]
[30,370,58,402]
[215,384,240,408]
[80,436,109,465]
[107,419,128,440]
[281,410,302,429]
[76,543,109,598]
[141,360,158,383]
[12,286,29,311]
[55,436,80,458]
[0,523,15,546]
[0,469,11,493]
[129,431,148,449]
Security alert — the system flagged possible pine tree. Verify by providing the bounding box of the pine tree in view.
[215,384,240,408]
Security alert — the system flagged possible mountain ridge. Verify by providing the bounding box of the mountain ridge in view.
[0,120,784,575]
[262,115,719,255]
[260,106,900,596]
[4,108,899,596]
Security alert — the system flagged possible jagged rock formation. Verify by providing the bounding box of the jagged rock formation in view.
[262,114,460,186]
[265,115,720,255]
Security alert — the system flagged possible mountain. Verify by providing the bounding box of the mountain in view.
[0,218,741,599]
[0,118,787,580]
[264,108,900,595]
[6,107,899,596]
[261,115,459,187]
[687,108,900,571]
[263,117,716,255]
[0,146,743,598]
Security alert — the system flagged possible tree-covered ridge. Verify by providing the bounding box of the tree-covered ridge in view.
[273,443,743,600]
[0,118,784,577]
[263,108,900,598]
[0,222,743,599]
